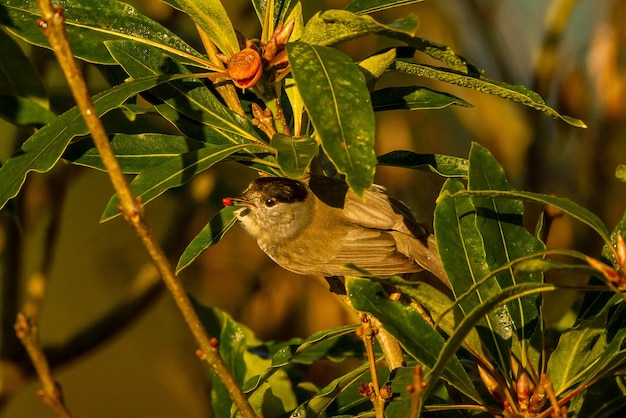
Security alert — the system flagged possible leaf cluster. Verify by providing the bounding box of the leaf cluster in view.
[0,0,623,417]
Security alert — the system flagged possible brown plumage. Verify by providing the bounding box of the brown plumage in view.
[225,175,448,285]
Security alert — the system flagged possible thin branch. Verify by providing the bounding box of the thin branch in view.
[409,365,424,418]
[1,210,22,360]
[368,315,405,370]
[35,2,256,416]
[14,314,71,418]
[358,314,386,418]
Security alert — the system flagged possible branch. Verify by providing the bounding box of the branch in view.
[35,3,256,416]
[14,314,71,418]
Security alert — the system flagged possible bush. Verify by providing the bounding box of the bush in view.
[1,0,624,417]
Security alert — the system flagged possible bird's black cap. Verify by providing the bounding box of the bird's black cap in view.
[246,177,309,204]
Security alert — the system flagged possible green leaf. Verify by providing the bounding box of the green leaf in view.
[603,208,626,271]
[287,42,377,195]
[105,40,264,146]
[547,311,608,393]
[554,304,626,417]
[573,375,626,418]
[191,296,299,417]
[393,60,587,127]
[244,324,361,393]
[434,143,546,366]
[0,73,190,211]
[290,361,371,417]
[372,275,484,358]
[284,76,305,136]
[176,206,238,273]
[0,94,56,127]
[576,210,626,321]
[466,144,545,329]
[301,10,418,46]
[358,49,398,88]
[345,0,424,15]
[63,134,207,173]
[422,282,557,408]
[271,134,319,178]
[170,0,240,56]
[0,28,48,106]
[346,277,482,403]
[250,0,296,31]
[271,325,362,367]
[444,190,612,248]
[377,151,469,177]
[371,86,472,111]
[1,0,204,65]
[189,300,258,417]
[384,367,466,417]
[395,41,482,75]
[101,143,252,221]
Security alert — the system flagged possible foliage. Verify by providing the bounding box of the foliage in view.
[0,0,624,417]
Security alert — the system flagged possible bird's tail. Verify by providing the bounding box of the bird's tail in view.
[415,235,451,290]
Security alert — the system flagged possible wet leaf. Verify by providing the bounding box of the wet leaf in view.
[371,86,472,111]
[302,9,418,46]
[345,0,424,15]
[287,41,377,195]
[64,134,206,173]
[176,206,239,273]
[1,0,203,65]
[106,40,263,146]
[171,0,240,56]
[101,143,252,221]
[377,151,469,177]
[346,276,482,403]
[435,143,545,366]
[271,133,319,178]
[393,60,586,127]
[0,73,191,211]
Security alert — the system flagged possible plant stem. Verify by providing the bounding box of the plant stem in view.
[35,2,256,417]
[196,25,246,117]
[15,314,71,418]
[359,314,386,418]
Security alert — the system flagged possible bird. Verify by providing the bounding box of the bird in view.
[222,175,448,286]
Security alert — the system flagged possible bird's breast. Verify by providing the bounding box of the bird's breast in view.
[258,213,349,275]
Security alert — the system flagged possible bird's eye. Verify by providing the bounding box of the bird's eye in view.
[264,198,276,208]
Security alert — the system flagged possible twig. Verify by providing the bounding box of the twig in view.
[1,210,21,360]
[14,314,71,418]
[35,2,256,417]
[408,365,425,418]
[358,314,390,418]
[333,282,406,372]
[368,315,405,370]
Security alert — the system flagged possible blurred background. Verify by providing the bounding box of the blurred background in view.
[1,0,625,416]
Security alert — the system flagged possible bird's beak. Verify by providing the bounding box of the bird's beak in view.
[222,197,255,208]
[222,197,255,218]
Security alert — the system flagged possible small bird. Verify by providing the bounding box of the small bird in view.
[223,175,448,285]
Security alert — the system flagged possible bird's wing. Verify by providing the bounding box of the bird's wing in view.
[319,227,422,276]
[342,185,429,239]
